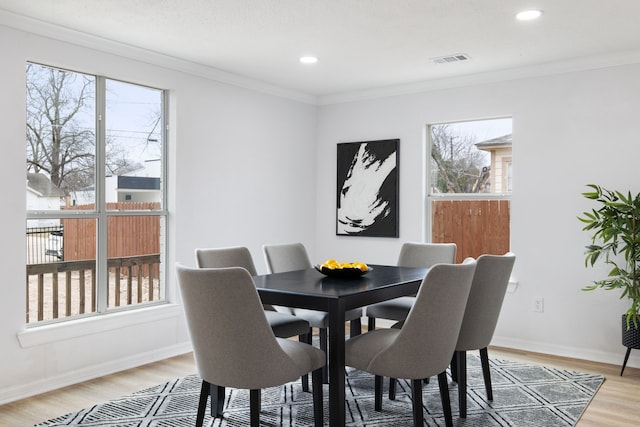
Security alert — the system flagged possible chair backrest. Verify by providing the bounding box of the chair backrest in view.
[195,246,258,276]
[397,242,457,268]
[263,242,312,273]
[456,252,516,351]
[176,263,300,389]
[367,258,476,379]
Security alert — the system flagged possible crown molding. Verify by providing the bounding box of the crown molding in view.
[0,9,318,105]
[318,49,640,105]
[4,8,640,108]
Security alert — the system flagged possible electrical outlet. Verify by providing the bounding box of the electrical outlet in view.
[533,297,544,313]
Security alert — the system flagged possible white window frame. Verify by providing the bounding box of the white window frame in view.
[25,64,169,326]
[424,118,512,242]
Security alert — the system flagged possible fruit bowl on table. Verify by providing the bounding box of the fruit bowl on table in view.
[314,263,371,278]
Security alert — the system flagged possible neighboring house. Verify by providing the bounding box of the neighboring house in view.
[70,184,95,206]
[26,173,63,228]
[26,173,64,260]
[475,134,513,194]
[71,159,162,205]
[107,159,161,203]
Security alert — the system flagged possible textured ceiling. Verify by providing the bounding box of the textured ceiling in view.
[2,0,640,99]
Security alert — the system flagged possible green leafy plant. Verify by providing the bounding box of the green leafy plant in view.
[578,184,640,329]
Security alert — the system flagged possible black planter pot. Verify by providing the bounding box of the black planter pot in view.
[620,314,640,375]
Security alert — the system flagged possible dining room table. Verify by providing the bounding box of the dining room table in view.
[253,264,429,427]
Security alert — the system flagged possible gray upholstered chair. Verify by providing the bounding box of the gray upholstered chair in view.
[194,246,312,412]
[366,242,457,331]
[452,252,516,417]
[344,259,477,427]
[195,246,311,339]
[176,264,325,427]
[262,242,364,382]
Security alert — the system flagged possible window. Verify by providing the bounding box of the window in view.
[25,63,167,324]
[427,118,512,262]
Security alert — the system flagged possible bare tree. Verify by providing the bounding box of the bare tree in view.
[26,64,95,194]
[431,124,489,193]
[106,140,143,176]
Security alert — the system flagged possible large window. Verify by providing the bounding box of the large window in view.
[428,118,512,262]
[25,63,167,324]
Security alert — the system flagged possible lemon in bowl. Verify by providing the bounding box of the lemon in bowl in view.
[316,260,370,277]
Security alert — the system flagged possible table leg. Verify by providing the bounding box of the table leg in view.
[328,301,346,427]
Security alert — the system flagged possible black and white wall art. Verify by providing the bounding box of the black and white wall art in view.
[336,139,399,237]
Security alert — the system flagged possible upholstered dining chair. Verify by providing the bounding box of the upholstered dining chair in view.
[366,242,457,331]
[176,264,325,427]
[194,246,313,414]
[262,242,365,383]
[452,252,516,417]
[344,259,477,427]
[195,246,311,340]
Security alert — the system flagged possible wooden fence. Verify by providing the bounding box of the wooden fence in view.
[431,199,510,263]
[62,202,160,262]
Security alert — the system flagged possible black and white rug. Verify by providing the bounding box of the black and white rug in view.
[34,355,604,426]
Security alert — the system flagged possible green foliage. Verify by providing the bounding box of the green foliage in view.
[579,184,640,329]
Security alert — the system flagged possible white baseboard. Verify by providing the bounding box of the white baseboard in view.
[490,335,640,370]
[0,342,193,405]
[379,318,640,370]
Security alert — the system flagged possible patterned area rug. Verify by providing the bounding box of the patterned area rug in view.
[34,355,604,426]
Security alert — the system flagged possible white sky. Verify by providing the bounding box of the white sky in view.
[438,117,512,143]
[106,80,163,162]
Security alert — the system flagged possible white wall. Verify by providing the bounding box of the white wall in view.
[0,23,317,404]
[3,14,640,408]
[315,63,640,367]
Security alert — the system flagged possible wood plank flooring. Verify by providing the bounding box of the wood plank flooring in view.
[1,346,639,426]
[0,353,195,426]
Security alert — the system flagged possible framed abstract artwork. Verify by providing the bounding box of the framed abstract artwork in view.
[336,139,399,237]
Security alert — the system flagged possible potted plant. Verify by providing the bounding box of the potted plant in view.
[578,184,640,374]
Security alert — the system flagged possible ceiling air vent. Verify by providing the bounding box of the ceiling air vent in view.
[431,53,471,64]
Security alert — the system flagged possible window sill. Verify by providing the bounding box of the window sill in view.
[16,303,182,348]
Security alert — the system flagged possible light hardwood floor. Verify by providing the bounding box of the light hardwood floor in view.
[1,346,639,426]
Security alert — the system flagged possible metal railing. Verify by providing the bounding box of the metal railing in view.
[26,225,64,264]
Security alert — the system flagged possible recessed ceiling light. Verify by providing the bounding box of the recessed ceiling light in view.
[299,56,318,64]
[516,9,543,21]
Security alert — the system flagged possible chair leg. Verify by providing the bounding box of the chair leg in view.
[437,371,453,427]
[450,352,458,382]
[480,347,493,400]
[389,377,397,400]
[320,327,329,383]
[300,333,310,392]
[197,380,210,427]
[456,350,467,418]
[368,316,376,331]
[374,375,383,411]
[312,368,324,426]
[250,389,261,427]
[411,378,424,427]
[210,384,225,417]
[350,317,362,337]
